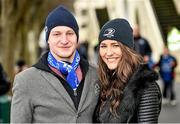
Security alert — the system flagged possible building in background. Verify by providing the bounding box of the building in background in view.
[74,0,180,71]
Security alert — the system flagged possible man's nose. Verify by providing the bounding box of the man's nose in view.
[60,34,68,44]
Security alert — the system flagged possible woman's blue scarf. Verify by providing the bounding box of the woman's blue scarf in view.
[47,50,80,90]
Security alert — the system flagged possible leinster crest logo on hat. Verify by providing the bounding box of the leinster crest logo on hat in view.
[103,28,115,38]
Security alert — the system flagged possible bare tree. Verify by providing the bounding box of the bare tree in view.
[0,0,74,80]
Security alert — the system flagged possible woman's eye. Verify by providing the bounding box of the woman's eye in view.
[113,44,120,48]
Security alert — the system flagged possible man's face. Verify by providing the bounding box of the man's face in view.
[48,26,78,62]
[133,25,140,38]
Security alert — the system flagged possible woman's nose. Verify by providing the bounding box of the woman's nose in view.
[106,47,113,56]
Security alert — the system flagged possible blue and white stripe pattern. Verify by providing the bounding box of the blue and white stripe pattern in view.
[47,50,80,90]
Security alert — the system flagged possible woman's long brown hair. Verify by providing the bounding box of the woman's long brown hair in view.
[98,42,143,117]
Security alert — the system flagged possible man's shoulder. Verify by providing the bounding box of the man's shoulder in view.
[170,55,177,60]
[81,62,97,79]
[15,67,43,79]
[88,62,97,71]
[139,37,149,44]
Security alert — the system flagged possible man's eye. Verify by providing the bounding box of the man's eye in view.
[67,32,74,35]
[53,33,59,36]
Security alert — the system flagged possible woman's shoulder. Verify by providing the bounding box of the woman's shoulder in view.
[144,81,161,95]
[129,64,158,85]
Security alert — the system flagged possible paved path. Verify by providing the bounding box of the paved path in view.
[158,80,180,123]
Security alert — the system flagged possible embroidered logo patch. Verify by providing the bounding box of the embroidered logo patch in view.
[103,28,115,38]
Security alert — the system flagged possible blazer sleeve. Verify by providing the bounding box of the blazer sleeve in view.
[11,74,33,123]
[137,82,162,123]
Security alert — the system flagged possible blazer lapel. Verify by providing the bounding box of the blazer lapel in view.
[41,71,76,112]
[78,71,92,112]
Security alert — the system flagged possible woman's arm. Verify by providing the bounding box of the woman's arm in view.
[137,82,162,123]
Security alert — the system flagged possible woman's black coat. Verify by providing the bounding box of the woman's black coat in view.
[95,64,162,123]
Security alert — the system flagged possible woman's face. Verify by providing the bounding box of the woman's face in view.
[99,40,122,70]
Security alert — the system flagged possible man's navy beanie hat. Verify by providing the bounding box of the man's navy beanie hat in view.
[45,5,79,42]
[99,18,134,49]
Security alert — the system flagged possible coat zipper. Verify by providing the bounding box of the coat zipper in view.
[73,89,78,110]
[74,89,77,96]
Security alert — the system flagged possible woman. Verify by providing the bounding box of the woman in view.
[95,18,162,123]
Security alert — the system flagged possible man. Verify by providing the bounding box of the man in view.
[14,59,28,74]
[133,24,153,68]
[133,24,152,56]
[11,5,100,123]
[153,46,177,106]
[0,63,10,123]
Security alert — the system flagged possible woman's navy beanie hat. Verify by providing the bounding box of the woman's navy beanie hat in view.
[99,18,134,49]
[45,5,79,42]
